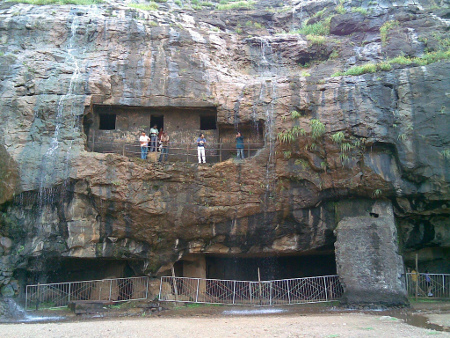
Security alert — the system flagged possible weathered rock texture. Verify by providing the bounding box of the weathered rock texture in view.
[0,0,449,306]
[335,200,408,306]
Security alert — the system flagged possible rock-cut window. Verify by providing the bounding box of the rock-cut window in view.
[99,113,116,130]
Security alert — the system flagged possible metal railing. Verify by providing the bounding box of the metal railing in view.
[25,276,149,310]
[87,139,264,163]
[406,273,450,299]
[159,275,343,306]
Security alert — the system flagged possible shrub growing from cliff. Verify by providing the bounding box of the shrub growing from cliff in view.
[6,0,103,4]
[128,2,159,11]
[216,0,256,10]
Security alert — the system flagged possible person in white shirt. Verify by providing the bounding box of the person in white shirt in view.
[139,132,150,159]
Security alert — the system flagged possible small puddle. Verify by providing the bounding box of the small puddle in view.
[392,312,449,333]
[223,308,288,316]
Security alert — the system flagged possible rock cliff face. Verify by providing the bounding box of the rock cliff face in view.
[0,0,449,303]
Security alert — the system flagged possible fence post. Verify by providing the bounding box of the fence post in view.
[158,277,163,301]
[186,144,189,163]
[195,279,200,303]
[146,277,149,300]
[219,143,222,162]
[68,283,71,304]
[287,280,291,305]
[269,282,273,306]
[248,142,250,158]
[36,283,40,311]
[323,277,328,301]
[25,286,28,311]
[233,281,236,305]
[122,144,125,156]
[249,283,252,304]
[109,280,113,302]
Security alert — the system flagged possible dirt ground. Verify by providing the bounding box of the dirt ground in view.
[1,301,449,338]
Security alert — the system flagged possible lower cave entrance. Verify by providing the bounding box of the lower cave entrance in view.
[175,252,336,281]
[25,257,145,284]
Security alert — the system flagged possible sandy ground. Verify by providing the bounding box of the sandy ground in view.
[1,305,449,338]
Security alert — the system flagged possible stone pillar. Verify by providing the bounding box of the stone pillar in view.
[182,255,207,301]
[334,200,408,306]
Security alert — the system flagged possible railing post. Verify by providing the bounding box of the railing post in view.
[233,281,236,305]
[146,277,149,300]
[287,280,291,305]
[219,143,222,162]
[269,282,273,306]
[36,283,40,311]
[122,144,125,156]
[68,282,71,304]
[186,144,189,163]
[323,276,328,301]
[158,277,163,301]
[25,286,28,311]
[249,283,252,304]
[109,280,113,302]
[195,278,200,302]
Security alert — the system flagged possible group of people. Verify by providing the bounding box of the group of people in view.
[140,129,246,163]
[139,125,169,162]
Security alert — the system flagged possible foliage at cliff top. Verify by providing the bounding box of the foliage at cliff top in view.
[332,49,450,77]
[6,0,103,4]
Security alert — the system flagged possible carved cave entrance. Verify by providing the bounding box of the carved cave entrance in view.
[24,257,146,284]
[174,251,336,281]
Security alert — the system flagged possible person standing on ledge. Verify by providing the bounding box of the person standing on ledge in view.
[139,132,150,159]
[150,124,159,152]
[158,131,170,162]
[196,133,206,163]
[236,131,244,160]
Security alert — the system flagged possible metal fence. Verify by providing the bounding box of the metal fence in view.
[87,139,264,163]
[406,273,450,299]
[25,276,149,310]
[159,275,343,306]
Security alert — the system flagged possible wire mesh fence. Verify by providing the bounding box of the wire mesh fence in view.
[406,273,450,299]
[159,275,343,306]
[25,276,149,310]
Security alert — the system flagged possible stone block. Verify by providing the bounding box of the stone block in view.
[335,201,408,307]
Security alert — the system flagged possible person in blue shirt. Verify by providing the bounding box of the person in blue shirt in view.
[196,133,206,163]
[236,132,244,159]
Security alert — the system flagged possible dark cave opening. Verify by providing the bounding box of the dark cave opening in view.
[25,257,145,284]
[205,253,336,281]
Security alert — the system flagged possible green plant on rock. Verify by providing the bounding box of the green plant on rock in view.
[351,7,368,15]
[128,2,159,10]
[331,131,345,144]
[217,0,256,10]
[310,119,326,140]
[283,150,292,159]
[380,20,399,46]
[6,0,103,4]
[293,19,330,36]
[441,149,450,160]
[306,34,327,45]
[372,189,382,198]
[291,110,301,119]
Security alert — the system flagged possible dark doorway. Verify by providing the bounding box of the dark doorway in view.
[99,113,116,130]
[200,114,216,130]
[151,115,164,130]
[206,254,336,281]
